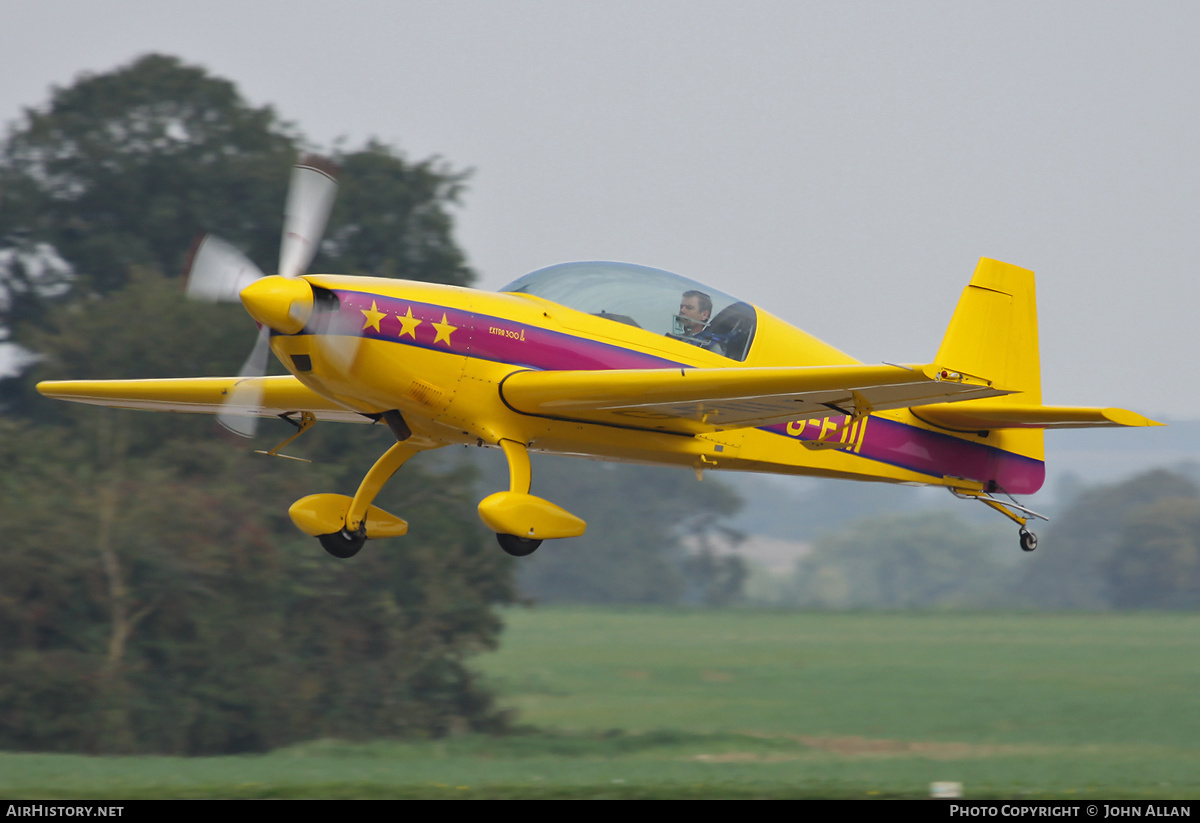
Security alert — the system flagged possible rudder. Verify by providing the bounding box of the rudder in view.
[935,258,1041,405]
[933,258,1044,467]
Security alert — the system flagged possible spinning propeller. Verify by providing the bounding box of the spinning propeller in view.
[184,156,345,437]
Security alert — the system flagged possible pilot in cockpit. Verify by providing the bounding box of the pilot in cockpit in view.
[675,290,712,336]
[674,290,755,360]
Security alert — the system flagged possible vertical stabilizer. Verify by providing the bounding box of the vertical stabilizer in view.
[936,258,1041,404]
[934,258,1043,463]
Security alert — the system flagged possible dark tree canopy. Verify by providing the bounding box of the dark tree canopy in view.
[0,412,515,754]
[0,53,475,417]
[0,55,509,755]
[0,53,474,354]
[0,55,296,331]
[326,142,473,285]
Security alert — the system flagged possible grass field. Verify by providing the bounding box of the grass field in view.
[3,608,1199,799]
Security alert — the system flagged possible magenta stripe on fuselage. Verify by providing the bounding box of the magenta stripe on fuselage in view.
[331,290,685,371]
[760,415,1045,494]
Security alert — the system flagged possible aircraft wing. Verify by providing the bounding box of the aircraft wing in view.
[36,376,371,424]
[499,363,1009,433]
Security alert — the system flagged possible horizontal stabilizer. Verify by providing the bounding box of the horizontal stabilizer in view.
[500,362,1009,433]
[913,401,1162,431]
[36,376,370,424]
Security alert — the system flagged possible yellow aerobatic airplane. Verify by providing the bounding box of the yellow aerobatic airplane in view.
[37,157,1159,558]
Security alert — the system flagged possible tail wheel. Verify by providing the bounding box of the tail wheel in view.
[319,529,366,559]
[1019,528,1038,553]
[497,533,542,557]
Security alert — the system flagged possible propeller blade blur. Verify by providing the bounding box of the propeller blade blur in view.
[184,235,266,303]
[278,156,339,280]
[216,326,271,438]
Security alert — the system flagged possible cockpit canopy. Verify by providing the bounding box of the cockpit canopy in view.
[501,262,757,361]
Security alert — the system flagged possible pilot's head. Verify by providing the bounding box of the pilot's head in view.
[678,290,712,334]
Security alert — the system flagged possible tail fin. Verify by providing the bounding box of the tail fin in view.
[922,258,1160,434]
[935,258,1041,405]
[931,258,1045,468]
[916,258,1159,494]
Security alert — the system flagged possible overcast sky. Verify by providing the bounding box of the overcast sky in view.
[3,1,1197,429]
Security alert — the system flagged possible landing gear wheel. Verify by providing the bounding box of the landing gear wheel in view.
[497,533,542,557]
[319,529,366,559]
[1019,528,1038,553]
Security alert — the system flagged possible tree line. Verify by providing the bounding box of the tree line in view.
[755,467,1200,611]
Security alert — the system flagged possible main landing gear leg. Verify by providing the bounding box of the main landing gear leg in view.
[950,488,1048,553]
[288,411,417,559]
[344,441,420,533]
[501,439,533,496]
[494,440,542,557]
[477,439,587,557]
[312,441,418,559]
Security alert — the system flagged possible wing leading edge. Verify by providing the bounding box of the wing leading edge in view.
[499,363,1009,433]
[36,376,371,424]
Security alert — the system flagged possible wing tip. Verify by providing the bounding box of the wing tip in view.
[1104,407,1164,427]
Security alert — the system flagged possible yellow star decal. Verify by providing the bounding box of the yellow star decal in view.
[397,306,422,339]
[360,300,386,332]
[431,312,457,347]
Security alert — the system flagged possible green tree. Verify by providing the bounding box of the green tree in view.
[1017,469,1199,610]
[0,54,297,330]
[1,54,475,415]
[0,410,515,754]
[1106,497,1200,609]
[326,142,473,285]
[0,55,513,754]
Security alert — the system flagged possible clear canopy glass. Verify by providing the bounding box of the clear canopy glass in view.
[500,262,757,361]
